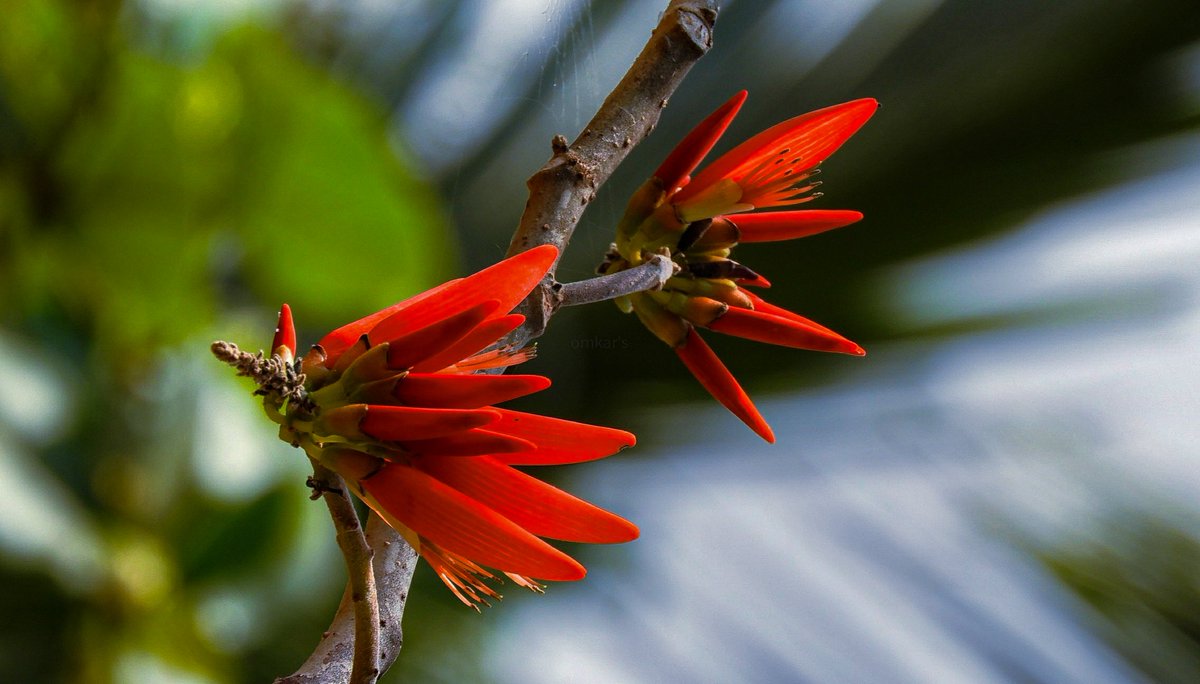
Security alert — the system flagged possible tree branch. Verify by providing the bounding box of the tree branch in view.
[366,513,416,675]
[277,462,381,684]
[275,509,416,684]
[558,253,677,307]
[507,0,720,341]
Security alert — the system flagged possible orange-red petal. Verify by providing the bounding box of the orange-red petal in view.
[707,307,863,355]
[411,313,525,373]
[489,409,636,466]
[360,405,501,441]
[674,328,774,442]
[315,278,461,367]
[400,428,537,457]
[741,290,849,340]
[360,462,586,580]
[736,272,772,288]
[393,373,551,409]
[674,99,878,207]
[366,245,555,342]
[317,245,557,367]
[655,90,747,194]
[381,301,500,370]
[727,210,863,242]
[272,303,296,360]
[415,456,639,543]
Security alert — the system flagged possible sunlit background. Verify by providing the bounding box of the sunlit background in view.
[3,0,1199,682]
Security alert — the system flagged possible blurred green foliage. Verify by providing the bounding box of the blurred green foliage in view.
[1041,515,1200,684]
[0,0,452,680]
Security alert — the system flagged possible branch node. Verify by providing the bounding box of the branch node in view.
[306,475,345,500]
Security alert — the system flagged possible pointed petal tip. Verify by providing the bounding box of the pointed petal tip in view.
[655,90,749,192]
[836,98,881,121]
[833,337,866,356]
[602,516,641,543]
[490,410,636,465]
[674,328,774,442]
[725,89,749,110]
[708,307,859,354]
[516,244,560,275]
[840,97,881,129]
[528,243,560,259]
[828,337,867,356]
[562,561,587,581]
[528,552,587,582]
[272,303,297,359]
[736,272,772,288]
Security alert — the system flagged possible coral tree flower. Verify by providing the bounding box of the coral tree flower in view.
[600,91,877,442]
[263,245,638,608]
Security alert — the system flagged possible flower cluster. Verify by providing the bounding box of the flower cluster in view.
[600,91,877,442]
[262,246,638,608]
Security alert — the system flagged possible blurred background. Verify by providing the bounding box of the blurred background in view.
[3,0,1199,681]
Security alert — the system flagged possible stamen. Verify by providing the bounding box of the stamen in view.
[504,573,546,593]
[449,345,537,372]
[422,541,505,610]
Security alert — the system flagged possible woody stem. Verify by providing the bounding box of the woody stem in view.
[557,254,678,308]
[507,0,720,338]
[277,461,381,684]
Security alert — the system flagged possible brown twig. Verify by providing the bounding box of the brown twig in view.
[275,510,415,684]
[558,253,678,307]
[507,0,719,341]
[277,462,381,684]
[366,512,417,675]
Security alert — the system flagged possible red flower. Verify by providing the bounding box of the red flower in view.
[601,92,877,442]
[266,245,638,608]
